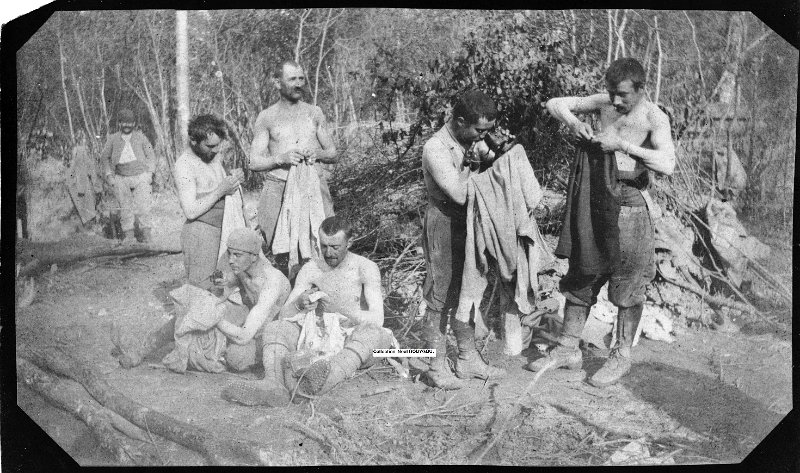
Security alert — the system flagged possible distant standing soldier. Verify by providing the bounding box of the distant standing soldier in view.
[66,130,103,232]
[531,58,676,387]
[249,60,338,273]
[100,108,157,243]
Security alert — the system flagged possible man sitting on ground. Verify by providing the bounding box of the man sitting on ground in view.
[221,215,393,406]
[114,228,290,373]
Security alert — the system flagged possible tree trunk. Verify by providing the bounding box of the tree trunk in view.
[56,21,76,144]
[294,9,311,63]
[606,10,613,67]
[17,357,163,466]
[24,347,274,466]
[654,15,663,104]
[176,11,190,155]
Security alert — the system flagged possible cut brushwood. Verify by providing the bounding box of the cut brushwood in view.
[16,357,162,466]
[24,347,273,466]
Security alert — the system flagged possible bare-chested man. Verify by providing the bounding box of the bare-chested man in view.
[527,58,676,387]
[221,215,392,407]
[174,114,244,288]
[249,59,337,273]
[420,90,506,390]
[115,228,290,372]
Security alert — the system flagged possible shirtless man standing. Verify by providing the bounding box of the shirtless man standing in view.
[249,60,337,272]
[221,215,392,406]
[420,90,506,390]
[174,114,244,288]
[527,58,676,387]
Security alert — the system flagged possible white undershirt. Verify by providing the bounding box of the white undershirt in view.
[118,134,137,164]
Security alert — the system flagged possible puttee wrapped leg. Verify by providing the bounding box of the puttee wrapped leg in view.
[298,324,393,396]
[221,319,300,406]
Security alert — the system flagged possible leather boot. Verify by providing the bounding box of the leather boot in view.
[452,318,506,380]
[526,302,589,372]
[123,229,137,244]
[421,308,464,390]
[138,227,152,244]
[115,317,176,368]
[589,305,641,387]
[222,320,297,406]
[298,325,392,396]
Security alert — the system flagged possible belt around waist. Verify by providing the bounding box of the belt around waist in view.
[193,197,225,227]
[429,199,466,217]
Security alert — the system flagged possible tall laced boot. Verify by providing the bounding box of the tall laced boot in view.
[452,318,506,380]
[122,229,137,245]
[138,227,153,244]
[526,301,588,372]
[298,325,393,396]
[590,304,641,387]
[421,309,464,390]
[114,317,176,368]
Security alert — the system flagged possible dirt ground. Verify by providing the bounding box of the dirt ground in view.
[13,196,794,466]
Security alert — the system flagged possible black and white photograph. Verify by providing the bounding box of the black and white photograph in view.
[5,5,796,467]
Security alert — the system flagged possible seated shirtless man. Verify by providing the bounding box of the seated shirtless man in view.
[221,215,393,407]
[115,228,290,372]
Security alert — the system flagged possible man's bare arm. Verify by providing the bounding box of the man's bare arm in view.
[248,111,303,171]
[345,261,384,327]
[546,94,609,139]
[309,106,337,164]
[279,265,315,319]
[216,271,285,344]
[174,159,239,220]
[423,142,469,205]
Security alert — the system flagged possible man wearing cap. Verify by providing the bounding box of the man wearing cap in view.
[100,108,157,243]
[220,215,393,406]
[115,228,291,373]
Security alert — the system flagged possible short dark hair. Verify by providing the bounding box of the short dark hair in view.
[118,108,135,123]
[606,58,646,90]
[274,59,303,79]
[452,89,497,125]
[319,215,353,239]
[188,114,227,143]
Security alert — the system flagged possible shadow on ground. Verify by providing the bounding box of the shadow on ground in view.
[621,361,785,460]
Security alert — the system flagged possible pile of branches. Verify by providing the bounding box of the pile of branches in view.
[649,147,791,330]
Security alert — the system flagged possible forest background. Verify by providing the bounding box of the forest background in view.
[14,9,797,303]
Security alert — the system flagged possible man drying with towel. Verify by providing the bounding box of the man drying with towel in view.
[221,216,393,407]
[529,58,676,387]
[114,228,290,374]
[419,90,507,390]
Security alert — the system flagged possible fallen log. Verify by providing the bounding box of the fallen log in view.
[24,347,272,466]
[16,236,181,277]
[16,357,162,466]
[657,268,781,328]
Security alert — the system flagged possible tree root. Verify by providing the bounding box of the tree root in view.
[22,347,274,466]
